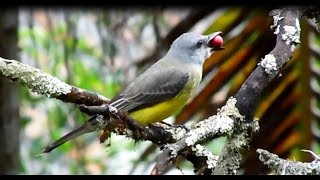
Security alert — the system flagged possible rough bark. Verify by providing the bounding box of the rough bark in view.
[0,9,20,175]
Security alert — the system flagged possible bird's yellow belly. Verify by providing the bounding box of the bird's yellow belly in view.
[129,80,198,126]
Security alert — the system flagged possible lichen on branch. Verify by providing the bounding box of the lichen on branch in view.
[0,58,72,97]
[152,97,244,175]
[257,149,320,175]
[0,57,109,105]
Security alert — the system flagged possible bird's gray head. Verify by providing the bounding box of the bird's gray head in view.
[167,31,224,65]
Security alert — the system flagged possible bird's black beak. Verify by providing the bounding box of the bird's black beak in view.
[207,31,225,51]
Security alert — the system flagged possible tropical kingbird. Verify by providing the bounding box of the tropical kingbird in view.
[43,31,224,153]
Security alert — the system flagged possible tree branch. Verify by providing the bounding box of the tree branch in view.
[151,97,253,175]
[0,57,109,106]
[257,149,320,175]
[234,8,302,122]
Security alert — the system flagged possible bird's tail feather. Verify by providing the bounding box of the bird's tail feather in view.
[41,115,100,154]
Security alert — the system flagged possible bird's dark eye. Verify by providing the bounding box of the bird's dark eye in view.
[196,40,203,48]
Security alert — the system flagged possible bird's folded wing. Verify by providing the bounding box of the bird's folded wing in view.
[110,68,189,112]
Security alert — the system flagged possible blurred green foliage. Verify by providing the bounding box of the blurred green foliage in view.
[18,10,124,174]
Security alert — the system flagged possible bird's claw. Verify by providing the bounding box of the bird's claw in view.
[108,105,118,115]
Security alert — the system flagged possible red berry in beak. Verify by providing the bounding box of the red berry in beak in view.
[209,35,223,49]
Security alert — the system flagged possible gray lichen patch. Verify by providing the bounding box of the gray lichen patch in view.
[0,58,72,97]
[166,125,189,141]
[164,144,181,158]
[281,19,301,51]
[258,54,277,75]
[191,144,219,169]
[257,149,320,175]
[270,11,284,30]
[185,97,242,146]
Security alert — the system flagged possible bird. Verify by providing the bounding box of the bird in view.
[42,31,224,153]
